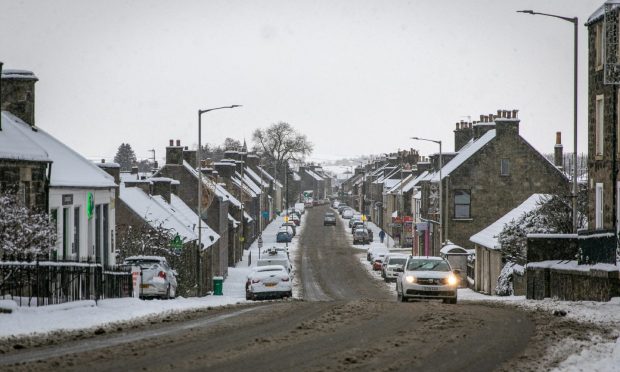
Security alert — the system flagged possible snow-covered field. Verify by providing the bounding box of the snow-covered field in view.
[2,206,620,370]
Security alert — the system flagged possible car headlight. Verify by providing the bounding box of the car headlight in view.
[405,275,416,284]
[447,274,458,286]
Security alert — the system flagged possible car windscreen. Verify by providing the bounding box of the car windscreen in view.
[257,268,284,273]
[388,258,406,265]
[124,260,161,268]
[406,259,450,272]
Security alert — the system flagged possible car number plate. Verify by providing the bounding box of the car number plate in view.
[140,284,150,288]
[425,286,440,291]
[264,283,277,287]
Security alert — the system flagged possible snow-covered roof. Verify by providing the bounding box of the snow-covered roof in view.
[305,169,324,181]
[0,112,51,162]
[228,213,240,228]
[402,171,429,193]
[244,167,269,187]
[5,112,116,188]
[181,160,242,208]
[244,211,254,223]
[292,172,301,182]
[96,162,120,169]
[1,69,38,80]
[430,129,495,182]
[469,194,549,249]
[587,1,620,26]
[120,184,219,250]
[383,179,401,190]
[234,171,262,195]
[257,166,283,187]
[232,176,258,198]
[387,174,415,194]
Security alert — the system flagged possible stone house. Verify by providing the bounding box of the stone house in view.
[153,140,235,284]
[586,4,620,233]
[1,68,117,265]
[112,172,219,295]
[419,111,569,256]
[299,165,325,200]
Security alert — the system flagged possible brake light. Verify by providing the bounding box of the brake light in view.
[158,271,167,280]
[281,277,290,282]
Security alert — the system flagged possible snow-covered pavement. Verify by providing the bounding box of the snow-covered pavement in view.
[0,212,303,339]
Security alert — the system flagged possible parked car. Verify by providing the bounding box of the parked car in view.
[366,228,374,242]
[372,256,386,271]
[350,221,364,233]
[294,202,306,214]
[257,250,293,273]
[367,246,389,262]
[342,209,354,219]
[337,204,349,214]
[287,208,301,219]
[332,200,340,208]
[290,214,301,226]
[262,246,289,258]
[245,265,292,300]
[304,200,313,208]
[353,228,370,244]
[276,229,292,243]
[349,215,362,228]
[123,256,178,299]
[382,254,408,282]
[324,212,337,226]
[395,256,459,304]
[281,222,296,236]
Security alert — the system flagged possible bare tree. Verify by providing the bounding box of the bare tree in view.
[252,121,313,174]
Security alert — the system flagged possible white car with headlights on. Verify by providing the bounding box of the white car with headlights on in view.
[246,265,293,300]
[395,256,459,304]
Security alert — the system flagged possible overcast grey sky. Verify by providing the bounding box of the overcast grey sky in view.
[0,0,602,163]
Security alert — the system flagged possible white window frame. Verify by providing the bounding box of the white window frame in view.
[500,159,510,176]
[596,23,604,70]
[596,94,605,157]
[595,182,604,229]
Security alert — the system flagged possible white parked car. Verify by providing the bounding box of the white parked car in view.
[123,256,178,299]
[382,254,408,282]
[342,208,354,219]
[257,250,293,273]
[246,265,293,300]
[396,256,459,304]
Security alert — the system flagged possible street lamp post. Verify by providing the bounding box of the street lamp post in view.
[411,137,442,252]
[197,105,241,295]
[517,9,579,233]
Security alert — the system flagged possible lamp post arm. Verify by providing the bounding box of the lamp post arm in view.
[516,10,576,24]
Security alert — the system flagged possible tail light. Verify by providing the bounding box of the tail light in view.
[252,278,261,284]
[281,277,290,282]
[158,271,167,280]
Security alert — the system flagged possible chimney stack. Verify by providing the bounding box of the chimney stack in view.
[495,108,520,138]
[165,139,184,165]
[151,177,172,204]
[554,132,564,168]
[1,68,38,126]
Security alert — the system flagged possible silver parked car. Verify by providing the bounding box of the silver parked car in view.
[124,256,178,299]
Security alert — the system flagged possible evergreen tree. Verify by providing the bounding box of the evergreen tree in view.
[0,191,57,258]
[114,143,137,171]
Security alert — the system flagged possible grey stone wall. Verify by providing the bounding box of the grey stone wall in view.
[1,72,37,126]
[0,161,48,211]
[587,18,620,229]
[527,264,620,301]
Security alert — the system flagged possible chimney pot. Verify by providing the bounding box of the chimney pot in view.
[176,139,180,146]
[479,114,484,122]
[497,109,502,117]
[456,123,460,129]
[169,139,173,146]
[556,131,562,145]
[512,109,519,118]
[184,146,188,150]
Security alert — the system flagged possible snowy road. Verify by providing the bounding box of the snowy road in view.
[1,206,615,371]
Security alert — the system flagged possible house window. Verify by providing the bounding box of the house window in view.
[596,23,604,70]
[73,207,80,255]
[596,94,605,157]
[454,189,471,219]
[500,159,510,176]
[595,183,604,229]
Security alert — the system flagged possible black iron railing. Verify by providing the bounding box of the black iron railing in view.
[0,258,132,307]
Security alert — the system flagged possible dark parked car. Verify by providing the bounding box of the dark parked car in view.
[276,230,292,243]
[324,212,336,226]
